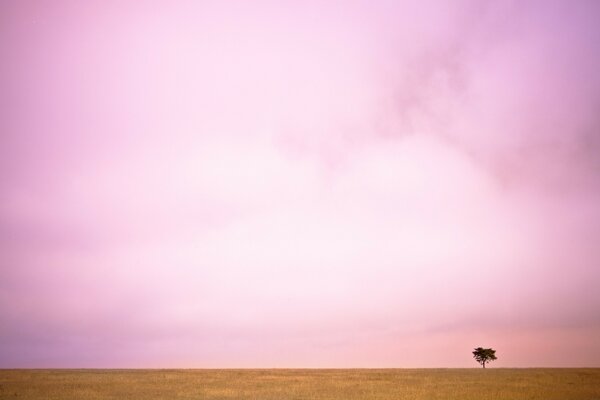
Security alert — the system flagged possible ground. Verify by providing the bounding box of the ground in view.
[1,369,599,399]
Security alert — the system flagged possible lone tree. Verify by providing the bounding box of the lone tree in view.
[472,347,497,368]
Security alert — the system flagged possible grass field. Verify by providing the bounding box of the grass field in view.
[1,369,599,399]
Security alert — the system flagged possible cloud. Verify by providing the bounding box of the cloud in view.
[1,0,600,367]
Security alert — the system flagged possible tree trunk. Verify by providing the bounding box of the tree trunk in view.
[483,361,486,369]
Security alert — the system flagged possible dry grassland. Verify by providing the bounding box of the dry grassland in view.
[1,368,599,399]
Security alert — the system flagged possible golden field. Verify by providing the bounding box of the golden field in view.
[1,368,599,399]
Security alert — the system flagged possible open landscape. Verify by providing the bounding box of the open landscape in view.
[1,369,600,400]
[2,1,600,398]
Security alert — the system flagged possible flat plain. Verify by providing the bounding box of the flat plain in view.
[1,368,599,400]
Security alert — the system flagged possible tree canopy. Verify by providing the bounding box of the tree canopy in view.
[472,347,497,368]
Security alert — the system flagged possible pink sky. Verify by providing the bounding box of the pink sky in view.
[1,0,600,368]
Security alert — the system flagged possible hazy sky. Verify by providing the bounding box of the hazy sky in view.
[1,0,600,368]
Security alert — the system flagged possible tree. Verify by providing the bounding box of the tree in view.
[472,347,497,368]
